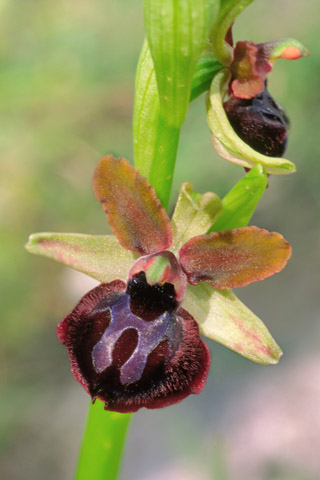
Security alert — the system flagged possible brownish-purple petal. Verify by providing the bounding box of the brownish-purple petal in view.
[230,39,310,99]
[93,155,172,255]
[179,226,291,289]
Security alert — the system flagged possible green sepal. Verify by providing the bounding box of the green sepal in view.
[183,283,282,365]
[144,0,217,127]
[210,165,267,232]
[211,0,255,65]
[25,233,138,282]
[190,54,223,102]
[171,182,222,253]
[263,38,311,61]
[206,69,296,174]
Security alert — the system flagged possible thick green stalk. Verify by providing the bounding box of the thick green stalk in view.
[75,400,131,480]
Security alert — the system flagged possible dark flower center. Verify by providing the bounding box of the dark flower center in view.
[224,85,289,157]
[126,271,178,321]
[90,273,180,386]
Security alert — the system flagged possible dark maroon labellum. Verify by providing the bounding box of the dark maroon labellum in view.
[57,276,210,412]
[224,86,289,157]
[126,271,178,321]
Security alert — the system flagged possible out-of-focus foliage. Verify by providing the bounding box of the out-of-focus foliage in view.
[1,1,320,479]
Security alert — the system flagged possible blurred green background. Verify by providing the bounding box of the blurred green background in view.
[1,0,319,479]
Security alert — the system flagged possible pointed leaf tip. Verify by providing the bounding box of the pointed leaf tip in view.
[183,283,283,365]
[93,155,172,255]
[25,232,137,282]
[210,165,268,232]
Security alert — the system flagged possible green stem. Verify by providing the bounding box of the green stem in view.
[148,116,180,210]
[75,400,131,480]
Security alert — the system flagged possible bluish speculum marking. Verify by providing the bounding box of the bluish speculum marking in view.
[92,294,181,385]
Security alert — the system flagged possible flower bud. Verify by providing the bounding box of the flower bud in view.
[223,86,289,157]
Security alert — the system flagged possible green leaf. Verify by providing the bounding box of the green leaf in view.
[144,0,218,127]
[133,43,221,208]
[171,182,222,253]
[133,44,222,205]
[210,165,267,232]
[75,401,131,480]
[25,233,137,282]
[183,283,282,365]
[211,0,255,65]
[133,40,160,180]
[206,69,296,174]
[190,54,223,102]
[133,39,180,210]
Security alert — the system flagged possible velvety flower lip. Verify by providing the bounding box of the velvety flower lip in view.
[223,85,289,158]
[27,156,292,411]
[57,278,210,413]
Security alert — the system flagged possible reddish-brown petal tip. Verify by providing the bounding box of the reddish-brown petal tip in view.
[93,155,172,255]
[230,41,271,99]
[179,226,291,289]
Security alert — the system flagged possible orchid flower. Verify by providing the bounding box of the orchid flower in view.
[26,156,291,412]
[207,2,310,174]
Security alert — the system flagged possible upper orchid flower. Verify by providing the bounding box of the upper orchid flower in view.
[26,156,291,412]
[206,2,310,174]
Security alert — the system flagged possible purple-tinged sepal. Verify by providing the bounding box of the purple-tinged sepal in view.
[25,233,137,283]
[183,283,283,365]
